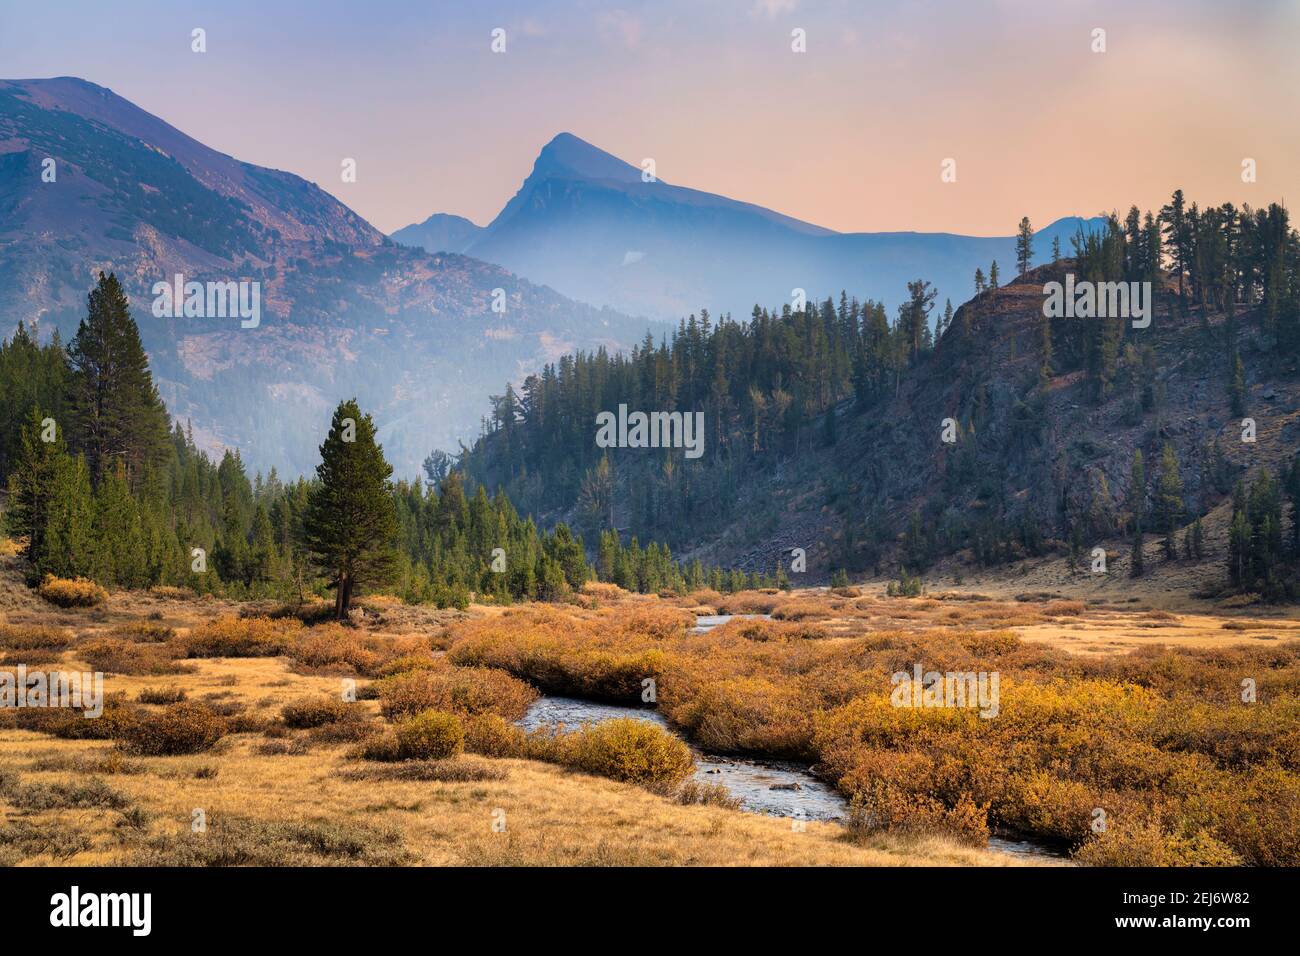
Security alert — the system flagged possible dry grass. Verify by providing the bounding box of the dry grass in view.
[5,567,1292,868]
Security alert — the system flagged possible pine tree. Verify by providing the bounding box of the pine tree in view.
[1016,217,1035,276]
[988,261,1000,289]
[6,408,64,579]
[43,452,94,580]
[92,460,147,587]
[974,268,985,294]
[302,400,399,619]
[66,273,170,488]
[1229,352,1246,417]
[1155,443,1184,560]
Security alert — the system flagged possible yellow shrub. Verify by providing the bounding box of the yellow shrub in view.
[395,710,464,760]
[561,718,694,789]
[463,713,527,758]
[37,575,107,608]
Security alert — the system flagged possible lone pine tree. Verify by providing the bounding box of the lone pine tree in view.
[302,400,399,619]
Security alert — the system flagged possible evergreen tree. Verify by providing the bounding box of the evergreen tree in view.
[65,273,170,488]
[1154,443,1184,559]
[1016,217,1035,276]
[302,400,399,619]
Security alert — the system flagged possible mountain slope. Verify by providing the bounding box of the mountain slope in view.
[395,132,1105,322]
[0,78,651,476]
[690,268,1299,583]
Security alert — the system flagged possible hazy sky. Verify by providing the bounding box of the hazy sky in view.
[3,0,1297,235]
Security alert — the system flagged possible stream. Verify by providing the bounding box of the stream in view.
[518,615,1067,863]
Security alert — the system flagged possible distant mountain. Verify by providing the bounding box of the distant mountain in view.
[390,212,483,254]
[395,132,1105,321]
[0,79,651,477]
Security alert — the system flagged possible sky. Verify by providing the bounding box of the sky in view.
[2,0,1298,236]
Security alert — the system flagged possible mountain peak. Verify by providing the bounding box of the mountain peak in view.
[532,132,642,184]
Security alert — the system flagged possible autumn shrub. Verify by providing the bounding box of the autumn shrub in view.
[394,710,464,760]
[463,713,527,758]
[685,588,723,607]
[771,599,836,622]
[147,585,195,600]
[610,605,695,641]
[309,714,382,744]
[715,591,783,615]
[107,621,174,643]
[954,629,1021,656]
[558,718,693,789]
[848,787,990,846]
[448,607,664,701]
[662,674,815,758]
[136,686,187,705]
[77,638,191,676]
[119,702,227,755]
[1074,816,1242,867]
[281,695,352,729]
[10,694,139,740]
[373,653,440,678]
[37,575,107,608]
[286,623,387,674]
[183,615,301,658]
[377,664,538,721]
[711,618,829,642]
[0,623,71,650]
[581,581,628,602]
[1043,600,1085,617]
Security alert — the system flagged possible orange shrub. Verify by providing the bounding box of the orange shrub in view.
[287,624,385,674]
[183,616,301,657]
[377,664,538,721]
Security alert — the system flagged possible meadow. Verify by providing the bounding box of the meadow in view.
[2,559,1298,867]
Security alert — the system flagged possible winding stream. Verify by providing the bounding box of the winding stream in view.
[520,616,1067,862]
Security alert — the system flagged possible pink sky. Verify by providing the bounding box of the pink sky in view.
[3,0,1297,235]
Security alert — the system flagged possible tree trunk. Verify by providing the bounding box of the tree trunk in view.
[334,571,351,620]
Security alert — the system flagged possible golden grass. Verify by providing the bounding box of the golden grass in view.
[5,571,1296,868]
[0,728,1042,866]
